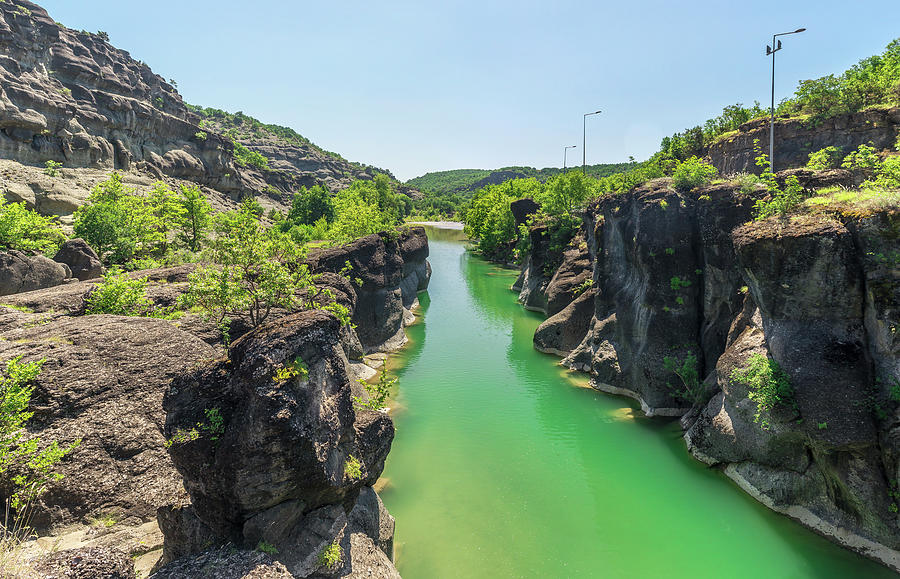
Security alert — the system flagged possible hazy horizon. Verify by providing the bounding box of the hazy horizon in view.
[35,0,900,181]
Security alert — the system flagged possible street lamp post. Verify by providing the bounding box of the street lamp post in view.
[583,110,601,174]
[766,28,805,173]
[564,145,576,170]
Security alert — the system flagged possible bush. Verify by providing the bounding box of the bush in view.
[177,184,213,252]
[752,141,805,219]
[85,268,153,316]
[806,146,844,170]
[288,184,335,225]
[353,369,395,411]
[672,157,718,192]
[181,200,314,328]
[535,172,594,217]
[0,196,65,253]
[318,542,342,570]
[0,356,78,510]
[231,139,269,170]
[864,155,900,190]
[43,160,62,177]
[663,353,704,405]
[841,144,881,173]
[344,455,362,481]
[730,353,795,429]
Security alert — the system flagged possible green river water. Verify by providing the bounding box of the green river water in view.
[379,226,894,578]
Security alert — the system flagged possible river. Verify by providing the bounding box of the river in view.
[379,226,893,578]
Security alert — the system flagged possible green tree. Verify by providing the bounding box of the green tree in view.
[0,196,65,253]
[145,182,185,256]
[73,173,143,263]
[181,200,315,327]
[672,157,718,192]
[288,184,335,225]
[535,172,594,217]
[176,184,213,252]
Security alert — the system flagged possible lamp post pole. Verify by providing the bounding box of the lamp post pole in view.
[766,28,805,173]
[583,110,601,174]
[564,145,576,170]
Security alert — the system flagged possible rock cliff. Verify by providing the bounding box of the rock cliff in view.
[0,0,408,222]
[516,177,900,571]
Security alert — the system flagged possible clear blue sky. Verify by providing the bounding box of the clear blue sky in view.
[37,0,900,181]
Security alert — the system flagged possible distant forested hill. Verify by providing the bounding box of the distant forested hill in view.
[407,163,633,195]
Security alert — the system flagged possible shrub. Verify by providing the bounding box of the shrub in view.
[257,541,278,555]
[231,139,269,170]
[806,146,844,170]
[730,353,795,429]
[194,131,207,141]
[864,155,900,189]
[288,184,335,226]
[85,268,153,316]
[663,353,704,405]
[0,356,78,510]
[43,160,62,177]
[353,369,395,411]
[344,455,362,481]
[0,196,65,253]
[318,542,342,570]
[535,171,594,217]
[841,144,881,173]
[752,141,805,219]
[176,184,213,252]
[672,157,718,192]
[181,200,314,328]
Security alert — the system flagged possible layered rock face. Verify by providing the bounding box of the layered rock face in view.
[0,1,405,220]
[520,180,900,570]
[707,107,900,175]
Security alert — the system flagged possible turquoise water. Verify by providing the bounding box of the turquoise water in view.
[380,228,894,578]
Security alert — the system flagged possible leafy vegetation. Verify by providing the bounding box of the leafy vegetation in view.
[663,353,705,405]
[806,146,844,170]
[318,542,342,570]
[0,356,78,510]
[85,268,152,316]
[0,196,65,253]
[730,353,796,429]
[344,455,363,481]
[672,157,718,192]
[181,200,314,328]
[752,142,804,219]
[43,160,62,177]
[353,369,396,411]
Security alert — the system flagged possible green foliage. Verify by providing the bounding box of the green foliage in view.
[344,455,363,481]
[353,369,396,411]
[194,131,207,141]
[257,541,278,555]
[572,278,593,297]
[663,353,704,405]
[74,174,182,264]
[177,184,213,253]
[287,185,335,225]
[84,268,153,316]
[43,160,62,177]
[231,139,269,170]
[841,144,880,172]
[274,358,309,382]
[201,408,225,442]
[318,542,342,570]
[806,146,844,170]
[862,154,900,190]
[534,171,595,217]
[670,276,692,291]
[0,195,65,253]
[730,353,795,429]
[0,356,78,510]
[406,163,632,196]
[181,200,314,328]
[329,175,406,241]
[463,179,540,261]
[672,157,718,192]
[752,142,805,219]
[780,39,900,121]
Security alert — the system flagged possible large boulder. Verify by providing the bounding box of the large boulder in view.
[0,315,218,530]
[158,310,397,577]
[53,238,103,281]
[0,250,70,296]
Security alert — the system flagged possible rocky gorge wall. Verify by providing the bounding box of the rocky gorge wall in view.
[707,107,900,175]
[0,227,430,577]
[516,181,900,571]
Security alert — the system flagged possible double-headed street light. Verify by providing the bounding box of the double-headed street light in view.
[564,145,577,170]
[766,28,805,173]
[583,110,601,174]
